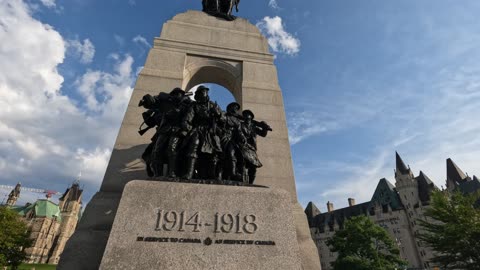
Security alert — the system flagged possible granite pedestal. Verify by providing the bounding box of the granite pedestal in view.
[100,180,302,270]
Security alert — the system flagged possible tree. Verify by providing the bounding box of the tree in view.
[0,206,32,270]
[417,190,480,270]
[326,215,407,270]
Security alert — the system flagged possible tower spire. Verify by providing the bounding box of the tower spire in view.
[396,152,410,175]
[446,158,468,184]
[6,182,21,206]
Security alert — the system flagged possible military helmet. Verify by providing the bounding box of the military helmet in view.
[196,85,210,93]
[242,109,255,119]
[226,102,241,112]
[169,87,185,96]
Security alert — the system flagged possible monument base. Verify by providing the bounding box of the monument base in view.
[100,180,302,270]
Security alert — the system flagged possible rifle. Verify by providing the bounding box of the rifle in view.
[138,123,152,136]
[252,120,273,131]
[138,109,163,136]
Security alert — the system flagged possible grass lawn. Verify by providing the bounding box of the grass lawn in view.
[6,264,56,270]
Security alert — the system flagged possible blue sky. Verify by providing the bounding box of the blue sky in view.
[1,0,479,212]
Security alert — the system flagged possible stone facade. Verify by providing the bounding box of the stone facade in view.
[306,153,480,270]
[22,205,61,264]
[47,183,83,264]
[8,182,83,264]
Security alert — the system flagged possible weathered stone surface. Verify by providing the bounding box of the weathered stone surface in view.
[100,181,302,270]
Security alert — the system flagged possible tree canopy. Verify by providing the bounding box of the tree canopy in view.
[418,190,480,270]
[327,215,407,270]
[0,206,32,269]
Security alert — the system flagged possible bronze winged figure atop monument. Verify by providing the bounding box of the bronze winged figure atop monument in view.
[202,0,240,21]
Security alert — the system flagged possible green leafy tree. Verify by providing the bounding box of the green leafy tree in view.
[327,215,407,270]
[417,190,480,270]
[0,206,32,270]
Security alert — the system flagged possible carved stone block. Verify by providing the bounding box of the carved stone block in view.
[100,180,302,270]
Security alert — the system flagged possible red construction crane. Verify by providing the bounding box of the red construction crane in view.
[0,184,62,199]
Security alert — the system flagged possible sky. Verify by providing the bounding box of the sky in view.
[1,0,479,212]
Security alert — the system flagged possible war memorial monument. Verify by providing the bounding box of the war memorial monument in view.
[58,1,322,269]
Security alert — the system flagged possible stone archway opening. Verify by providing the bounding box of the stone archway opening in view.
[187,84,237,111]
[182,56,243,105]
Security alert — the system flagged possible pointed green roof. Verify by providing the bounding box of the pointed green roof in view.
[11,200,61,222]
[447,158,468,183]
[305,202,321,217]
[371,178,403,210]
[416,171,438,203]
[396,152,411,175]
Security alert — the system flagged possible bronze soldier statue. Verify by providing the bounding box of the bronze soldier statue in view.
[138,92,170,177]
[151,88,191,178]
[221,102,243,181]
[138,88,190,177]
[180,85,223,179]
[238,110,272,184]
[138,85,272,184]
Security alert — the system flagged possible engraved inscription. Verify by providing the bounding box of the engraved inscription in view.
[137,237,276,246]
[155,210,258,234]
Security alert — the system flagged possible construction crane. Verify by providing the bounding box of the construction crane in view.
[0,184,62,199]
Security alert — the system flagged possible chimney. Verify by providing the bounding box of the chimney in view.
[348,198,356,207]
[327,201,334,212]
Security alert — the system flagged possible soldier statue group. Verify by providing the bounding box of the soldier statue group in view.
[139,86,272,185]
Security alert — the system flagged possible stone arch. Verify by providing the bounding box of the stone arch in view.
[182,57,243,104]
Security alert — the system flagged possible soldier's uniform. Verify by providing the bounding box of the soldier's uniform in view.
[151,89,192,177]
[221,102,243,181]
[238,110,269,184]
[181,86,223,179]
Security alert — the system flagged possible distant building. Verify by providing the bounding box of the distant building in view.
[6,182,21,206]
[305,153,480,270]
[7,182,83,264]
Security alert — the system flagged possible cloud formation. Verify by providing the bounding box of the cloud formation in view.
[133,35,151,48]
[268,0,279,10]
[0,0,134,203]
[256,16,300,56]
[68,38,95,64]
[293,5,480,210]
[39,0,56,8]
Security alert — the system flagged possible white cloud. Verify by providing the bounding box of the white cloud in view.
[319,150,391,203]
[74,147,112,182]
[75,54,134,119]
[133,35,151,48]
[114,34,125,46]
[288,111,337,145]
[268,0,279,9]
[287,86,388,145]
[0,0,134,203]
[68,38,95,64]
[256,16,300,56]
[39,0,56,8]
